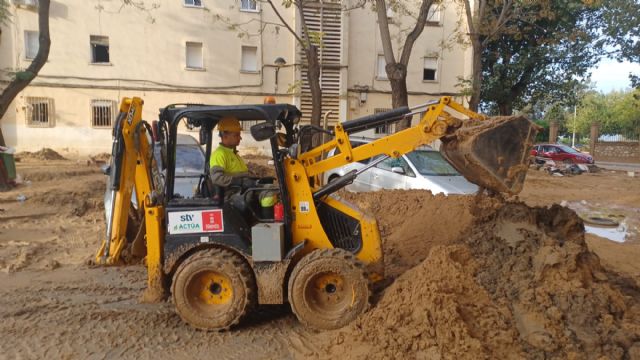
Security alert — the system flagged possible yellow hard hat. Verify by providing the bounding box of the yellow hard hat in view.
[217,116,241,132]
[264,96,276,104]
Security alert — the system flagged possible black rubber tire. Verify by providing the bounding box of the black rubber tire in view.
[171,248,256,331]
[288,248,370,330]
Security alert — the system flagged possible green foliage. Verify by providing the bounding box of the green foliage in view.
[548,89,640,138]
[601,0,640,88]
[15,71,35,81]
[479,0,604,115]
[533,119,550,143]
[0,0,10,25]
[307,31,325,48]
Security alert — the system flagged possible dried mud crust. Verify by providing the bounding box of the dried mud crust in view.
[309,200,640,360]
[288,248,370,330]
[171,248,257,331]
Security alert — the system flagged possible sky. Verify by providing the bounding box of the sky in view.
[590,59,640,93]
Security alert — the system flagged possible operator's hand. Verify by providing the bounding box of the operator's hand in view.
[241,177,257,189]
[230,176,254,187]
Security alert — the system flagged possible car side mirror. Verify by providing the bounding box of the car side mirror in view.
[251,122,276,141]
[391,166,405,175]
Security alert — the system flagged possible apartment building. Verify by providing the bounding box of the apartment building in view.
[0,0,472,155]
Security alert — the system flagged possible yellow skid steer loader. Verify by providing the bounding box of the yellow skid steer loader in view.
[95,97,538,330]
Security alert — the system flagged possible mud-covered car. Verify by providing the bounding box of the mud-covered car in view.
[323,138,478,195]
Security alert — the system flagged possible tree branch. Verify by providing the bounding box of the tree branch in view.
[0,0,51,120]
[399,0,433,66]
[266,0,306,46]
[375,0,396,65]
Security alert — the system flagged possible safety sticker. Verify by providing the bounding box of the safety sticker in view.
[299,201,310,213]
[168,209,224,235]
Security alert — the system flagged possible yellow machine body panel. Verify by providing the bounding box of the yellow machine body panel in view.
[95,97,165,301]
[284,159,385,279]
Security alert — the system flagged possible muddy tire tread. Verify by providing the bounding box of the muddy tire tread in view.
[171,248,256,331]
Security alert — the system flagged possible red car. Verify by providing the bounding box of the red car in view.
[531,144,594,164]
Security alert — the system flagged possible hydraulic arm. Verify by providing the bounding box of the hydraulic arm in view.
[301,96,537,196]
[95,97,165,301]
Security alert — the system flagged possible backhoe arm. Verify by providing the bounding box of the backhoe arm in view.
[95,97,166,301]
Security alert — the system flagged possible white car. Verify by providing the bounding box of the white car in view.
[323,138,478,195]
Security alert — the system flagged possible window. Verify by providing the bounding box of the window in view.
[405,150,459,176]
[240,0,258,12]
[24,31,39,60]
[374,108,392,134]
[91,99,116,128]
[186,42,204,69]
[26,97,54,127]
[426,4,441,25]
[241,46,258,72]
[423,57,437,81]
[184,0,202,7]
[90,35,110,64]
[377,55,387,80]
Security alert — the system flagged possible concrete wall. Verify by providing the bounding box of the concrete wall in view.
[593,142,640,163]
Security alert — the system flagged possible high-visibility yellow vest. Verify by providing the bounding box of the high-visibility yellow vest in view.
[209,144,248,174]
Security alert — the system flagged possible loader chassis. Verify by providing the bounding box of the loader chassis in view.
[96,97,538,331]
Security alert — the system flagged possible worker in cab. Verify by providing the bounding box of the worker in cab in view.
[209,116,250,189]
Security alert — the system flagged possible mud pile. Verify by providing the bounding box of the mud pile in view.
[15,148,67,161]
[339,190,502,277]
[313,196,640,359]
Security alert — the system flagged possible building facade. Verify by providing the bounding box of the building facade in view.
[0,0,471,155]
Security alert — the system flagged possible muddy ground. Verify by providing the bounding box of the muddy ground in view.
[1,155,639,359]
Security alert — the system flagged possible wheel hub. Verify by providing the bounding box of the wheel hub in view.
[306,273,351,312]
[189,271,233,306]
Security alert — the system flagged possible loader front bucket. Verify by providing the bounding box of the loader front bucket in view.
[440,115,539,195]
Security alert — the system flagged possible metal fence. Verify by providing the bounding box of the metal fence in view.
[25,97,55,127]
[91,99,117,128]
[597,131,640,143]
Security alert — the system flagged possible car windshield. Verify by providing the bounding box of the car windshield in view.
[175,146,205,173]
[557,145,580,154]
[405,150,460,176]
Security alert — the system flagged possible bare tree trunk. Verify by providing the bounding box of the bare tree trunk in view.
[497,101,512,116]
[305,45,323,146]
[0,0,51,190]
[375,0,433,131]
[468,39,482,111]
[387,63,410,129]
[306,45,322,128]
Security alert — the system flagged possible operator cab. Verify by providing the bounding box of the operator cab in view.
[155,103,302,261]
